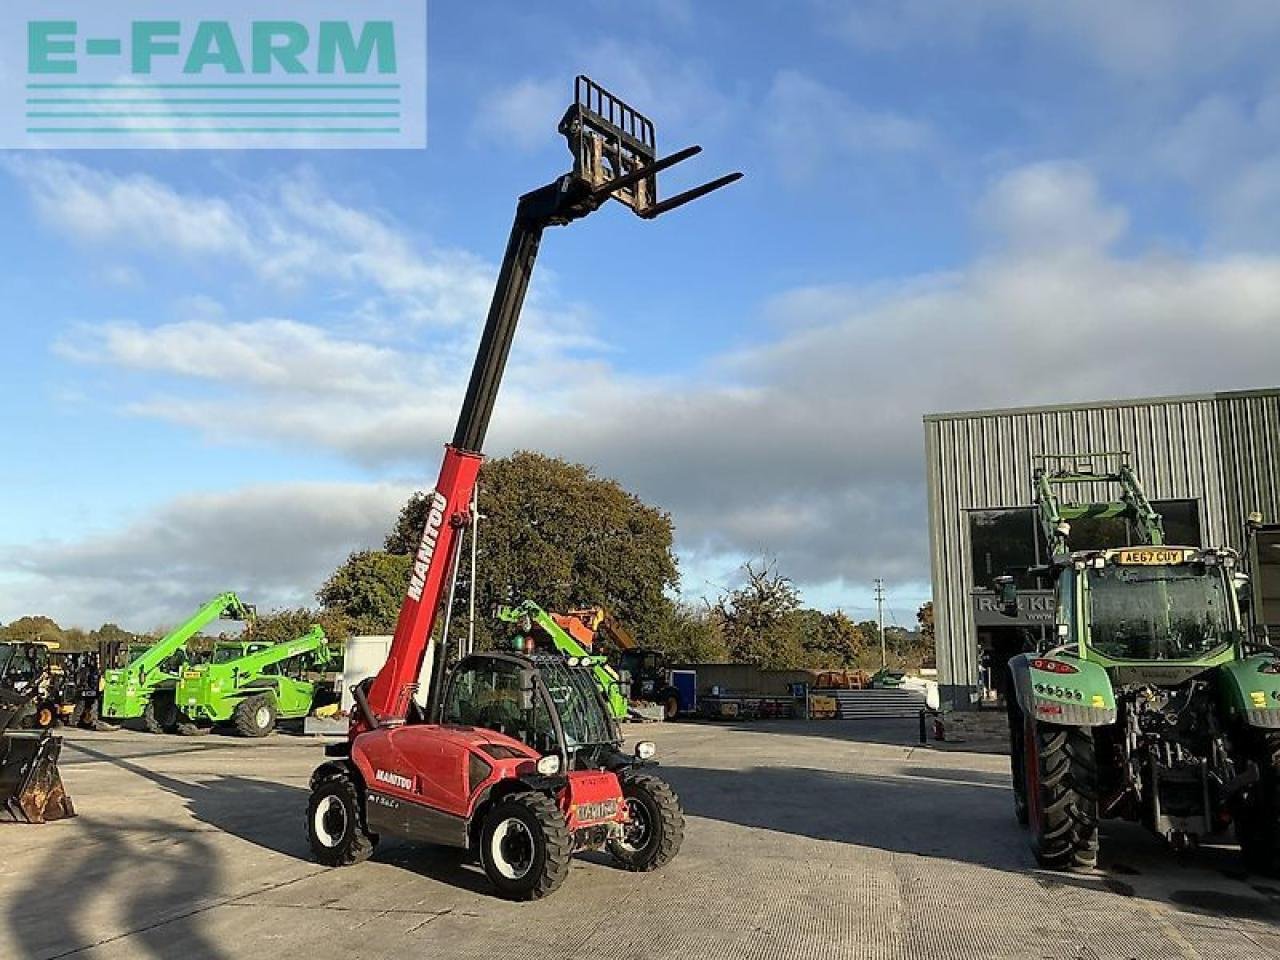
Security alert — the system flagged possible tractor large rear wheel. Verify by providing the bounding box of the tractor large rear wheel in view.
[1024,716,1098,870]
[1235,730,1280,875]
[307,771,377,867]
[479,791,571,900]
[607,771,684,871]
[1007,696,1029,826]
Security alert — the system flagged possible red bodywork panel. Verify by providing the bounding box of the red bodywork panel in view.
[358,445,483,729]
[352,723,625,831]
[353,723,536,818]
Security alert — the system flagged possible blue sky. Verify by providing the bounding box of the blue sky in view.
[4,0,1280,631]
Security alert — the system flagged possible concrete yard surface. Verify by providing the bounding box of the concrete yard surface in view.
[3,720,1279,959]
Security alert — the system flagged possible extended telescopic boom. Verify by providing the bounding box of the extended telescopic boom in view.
[357,76,741,730]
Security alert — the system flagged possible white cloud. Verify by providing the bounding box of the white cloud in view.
[57,318,417,398]
[5,156,495,330]
[761,70,933,184]
[7,155,250,258]
[978,162,1127,254]
[472,78,564,152]
[0,482,413,630]
[47,164,1280,610]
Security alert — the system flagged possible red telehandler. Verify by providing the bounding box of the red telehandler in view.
[305,76,740,899]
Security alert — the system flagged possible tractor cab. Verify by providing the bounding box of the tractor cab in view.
[1057,546,1244,666]
[440,652,621,768]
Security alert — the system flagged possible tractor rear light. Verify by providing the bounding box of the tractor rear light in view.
[1030,658,1078,675]
[536,755,562,776]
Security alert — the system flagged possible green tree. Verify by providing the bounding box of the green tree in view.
[792,609,865,668]
[714,560,804,669]
[251,607,352,646]
[318,551,413,634]
[917,601,934,645]
[0,615,65,643]
[649,603,729,663]
[384,451,679,648]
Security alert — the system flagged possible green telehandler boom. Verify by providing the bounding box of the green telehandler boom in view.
[101,592,254,733]
[999,452,1280,874]
[497,601,630,721]
[175,625,331,737]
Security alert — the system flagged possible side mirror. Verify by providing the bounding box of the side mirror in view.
[993,576,1018,617]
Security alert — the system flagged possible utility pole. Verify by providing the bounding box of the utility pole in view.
[875,579,886,670]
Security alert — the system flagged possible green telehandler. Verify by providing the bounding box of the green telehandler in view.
[175,625,331,737]
[999,453,1280,873]
[496,601,631,721]
[101,592,254,733]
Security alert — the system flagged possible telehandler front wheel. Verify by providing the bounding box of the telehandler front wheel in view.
[1235,730,1280,875]
[142,694,178,734]
[307,772,377,867]
[1024,717,1098,870]
[233,695,277,738]
[607,771,684,871]
[479,791,571,900]
[175,711,212,737]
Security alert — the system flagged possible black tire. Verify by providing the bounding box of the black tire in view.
[1235,730,1280,875]
[69,700,86,729]
[1007,696,1029,826]
[175,711,212,737]
[607,771,684,872]
[81,698,99,729]
[1024,716,1098,870]
[479,791,572,900]
[233,695,277,738]
[307,772,376,867]
[142,694,178,734]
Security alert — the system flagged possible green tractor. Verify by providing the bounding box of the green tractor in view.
[175,625,331,737]
[1000,454,1280,873]
[101,592,254,733]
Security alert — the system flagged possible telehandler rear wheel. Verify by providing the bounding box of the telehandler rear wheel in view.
[607,771,684,871]
[1236,730,1280,875]
[1024,717,1098,870]
[233,695,277,738]
[479,791,571,900]
[307,772,377,866]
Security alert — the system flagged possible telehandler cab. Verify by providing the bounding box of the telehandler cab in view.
[305,75,738,899]
[1001,454,1280,873]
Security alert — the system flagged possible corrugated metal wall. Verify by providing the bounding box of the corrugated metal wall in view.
[924,389,1280,709]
